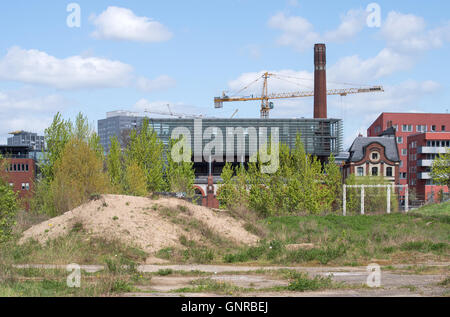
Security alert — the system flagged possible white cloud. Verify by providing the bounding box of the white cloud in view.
[328,48,415,83]
[136,75,176,93]
[0,46,134,90]
[268,12,320,52]
[324,9,368,43]
[268,10,367,52]
[0,87,71,143]
[0,46,174,93]
[381,11,450,52]
[90,6,173,43]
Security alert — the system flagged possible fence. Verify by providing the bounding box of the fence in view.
[343,184,409,216]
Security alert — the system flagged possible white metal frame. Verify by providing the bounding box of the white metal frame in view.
[343,184,408,216]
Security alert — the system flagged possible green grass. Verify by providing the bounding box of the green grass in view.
[172,278,242,295]
[412,201,450,217]
[0,232,148,265]
[156,268,174,276]
[285,271,335,292]
[222,209,450,266]
[438,277,450,287]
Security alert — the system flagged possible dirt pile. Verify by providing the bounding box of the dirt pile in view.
[20,195,259,257]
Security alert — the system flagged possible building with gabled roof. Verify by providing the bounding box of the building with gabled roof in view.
[343,133,400,184]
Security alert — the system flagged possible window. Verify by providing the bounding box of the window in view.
[416,125,427,132]
[371,152,379,160]
[402,125,412,132]
[442,125,446,131]
[431,125,436,132]
[357,167,364,176]
[402,149,407,156]
[400,172,407,179]
[371,167,378,176]
[162,124,169,136]
[397,136,403,144]
[386,167,393,177]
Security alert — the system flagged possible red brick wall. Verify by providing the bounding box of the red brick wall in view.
[4,158,36,206]
[367,113,450,186]
[407,132,450,201]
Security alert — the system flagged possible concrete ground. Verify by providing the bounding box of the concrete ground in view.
[15,263,449,297]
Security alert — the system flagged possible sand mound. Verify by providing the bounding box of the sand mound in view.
[20,195,258,257]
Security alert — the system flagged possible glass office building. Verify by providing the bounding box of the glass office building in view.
[98,111,343,161]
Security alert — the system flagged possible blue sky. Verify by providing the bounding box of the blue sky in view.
[0,0,449,148]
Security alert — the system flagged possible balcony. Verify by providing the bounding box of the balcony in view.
[417,160,433,167]
[417,147,448,154]
[418,172,432,180]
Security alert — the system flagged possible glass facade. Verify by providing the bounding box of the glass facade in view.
[7,131,45,152]
[99,115,343,158]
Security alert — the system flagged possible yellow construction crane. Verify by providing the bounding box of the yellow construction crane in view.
[214,72,384,119]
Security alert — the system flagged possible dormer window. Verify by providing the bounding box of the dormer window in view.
[371,152,379,161]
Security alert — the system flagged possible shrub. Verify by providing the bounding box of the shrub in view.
[0,175,18,242]
[50,138,110,216]
[287,272,334,291]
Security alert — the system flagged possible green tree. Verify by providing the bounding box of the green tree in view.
[0,154,18,242]
[107,136,124,193]
[247,155,276,216]
[73,112,90,141]
[88,132,105,160]
[41,112,73,181]
[166,136,195,196]
[324,153,343,212]
[126,119,165,192]
[51,138,110,215]
[217,162,236,209]
[431,148,450,188]
[124,160,148,197]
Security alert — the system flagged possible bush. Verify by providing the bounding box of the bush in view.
[287,272,334,291]
[0,181,18,242]
[50,138,110,216]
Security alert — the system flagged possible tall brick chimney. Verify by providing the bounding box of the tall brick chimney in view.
[314,43,327,119]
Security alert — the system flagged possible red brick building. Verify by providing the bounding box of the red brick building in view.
[407,132,450,201]
[0,146,36,207]
[367,113,450,186]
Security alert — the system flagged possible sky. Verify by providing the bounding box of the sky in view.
[0,0,449,148]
